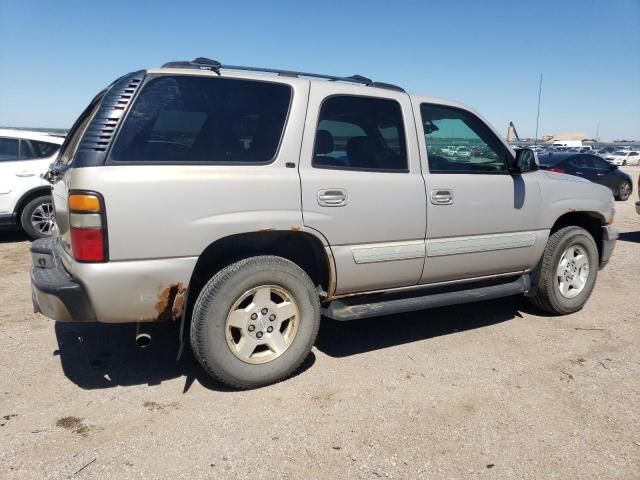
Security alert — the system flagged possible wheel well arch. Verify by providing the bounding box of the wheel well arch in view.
[187,230,332,312]
[14,187,52,217]
[550,211,604,259]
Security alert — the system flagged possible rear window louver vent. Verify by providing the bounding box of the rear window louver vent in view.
[78,71,145,154]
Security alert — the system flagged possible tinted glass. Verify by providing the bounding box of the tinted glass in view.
[30,140,61,159]
[313,95,407,171]
[0,138,18,161]
[19,140,35,160]
[421,104,508,173]
[112,76,292,164]
[588,155,611,170]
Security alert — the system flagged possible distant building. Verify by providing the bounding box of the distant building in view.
[543,133,595,143]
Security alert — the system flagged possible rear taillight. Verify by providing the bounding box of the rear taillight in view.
[68,192,107,262]
[548,167,566,174]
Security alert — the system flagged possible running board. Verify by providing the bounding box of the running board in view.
[323,275,530,321]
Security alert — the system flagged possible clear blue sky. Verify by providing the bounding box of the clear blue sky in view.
[1,0,639,140]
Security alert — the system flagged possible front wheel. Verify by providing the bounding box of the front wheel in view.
[529,226,599,315]
[190,256,320,389]
[615,181,632,201]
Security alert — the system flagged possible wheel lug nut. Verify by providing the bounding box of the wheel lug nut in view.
[267,326,274,333]
[248,325,255,332]
[269,314,276,321]
[256,331,263,339]
[261,308,268,315]
[250,313,258,320]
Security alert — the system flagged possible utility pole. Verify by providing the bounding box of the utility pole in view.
[534,73,543,145]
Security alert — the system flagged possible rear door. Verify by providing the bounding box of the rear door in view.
[0,137,20,213]
[299,84,426,294]
[413,100,546,284]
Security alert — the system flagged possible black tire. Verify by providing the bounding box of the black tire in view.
[529,226,599,315]
[614,181,632,201]
[190,256,320,389]
[20,195,54,240]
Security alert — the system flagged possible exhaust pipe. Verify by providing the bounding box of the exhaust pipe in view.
[135,323,152,348]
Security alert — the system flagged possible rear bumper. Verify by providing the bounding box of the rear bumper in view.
[599,225,618,269]
[30,238,96,322]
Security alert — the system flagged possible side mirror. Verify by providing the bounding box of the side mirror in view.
[509,148,538,174]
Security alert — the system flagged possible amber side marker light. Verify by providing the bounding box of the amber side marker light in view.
[68,193,107,262]
[68,194,101,212]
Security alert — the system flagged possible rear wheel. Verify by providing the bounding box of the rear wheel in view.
[614,181,631,201]
[190,256,320,389]
[20,195,55,240]
[529,226,598,315]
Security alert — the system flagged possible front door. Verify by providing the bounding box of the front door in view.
[299,84,426,295]
[414,101,546,284]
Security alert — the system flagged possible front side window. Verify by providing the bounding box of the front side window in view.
[111,76,292,164]
[313,95,408,172]
[0,138,18,162]
[420,104,509,173]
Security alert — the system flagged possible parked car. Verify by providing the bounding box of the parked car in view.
[456,146,471,157]
[538,152,633,201]
[0,129,65,238]
[31,58,617,388]
[596,146,617,156]
[605,150,640,166]
[441,145,457,155]
[636,173,640,215]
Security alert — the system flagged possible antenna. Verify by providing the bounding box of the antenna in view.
[534,73,543,145]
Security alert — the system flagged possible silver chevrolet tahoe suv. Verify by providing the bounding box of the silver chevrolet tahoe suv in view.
[31,58,618,389]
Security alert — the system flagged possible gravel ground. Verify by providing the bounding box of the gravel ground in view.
[1,168,639,479]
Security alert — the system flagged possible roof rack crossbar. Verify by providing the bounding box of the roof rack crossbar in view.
[161,58,405,92]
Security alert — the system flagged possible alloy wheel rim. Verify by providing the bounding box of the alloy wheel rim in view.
[556,245,589,299]
[30,202,55,235]
[619,182,630,199]
[225,284,299,364]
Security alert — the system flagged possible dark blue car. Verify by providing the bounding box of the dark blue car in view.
[538,152,633,201]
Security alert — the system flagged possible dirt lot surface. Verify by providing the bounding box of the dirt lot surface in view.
[1,168,639,479]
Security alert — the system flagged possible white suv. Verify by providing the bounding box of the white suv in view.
[0,129,64,239]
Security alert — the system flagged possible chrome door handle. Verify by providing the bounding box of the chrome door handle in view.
[430,189,454,205]
[16,171,36,177]
[318,189,348,207]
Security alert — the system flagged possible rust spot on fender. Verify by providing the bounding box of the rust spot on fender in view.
[568,208,577,213]
[291,224,302,231]
[154,283,187,321]
[325,248,337,299]
[257,227,274,232]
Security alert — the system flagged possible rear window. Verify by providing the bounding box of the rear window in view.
[20,140,61,160]
[111,76,292,164]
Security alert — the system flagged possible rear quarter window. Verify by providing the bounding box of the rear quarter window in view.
[110,76,292,164]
